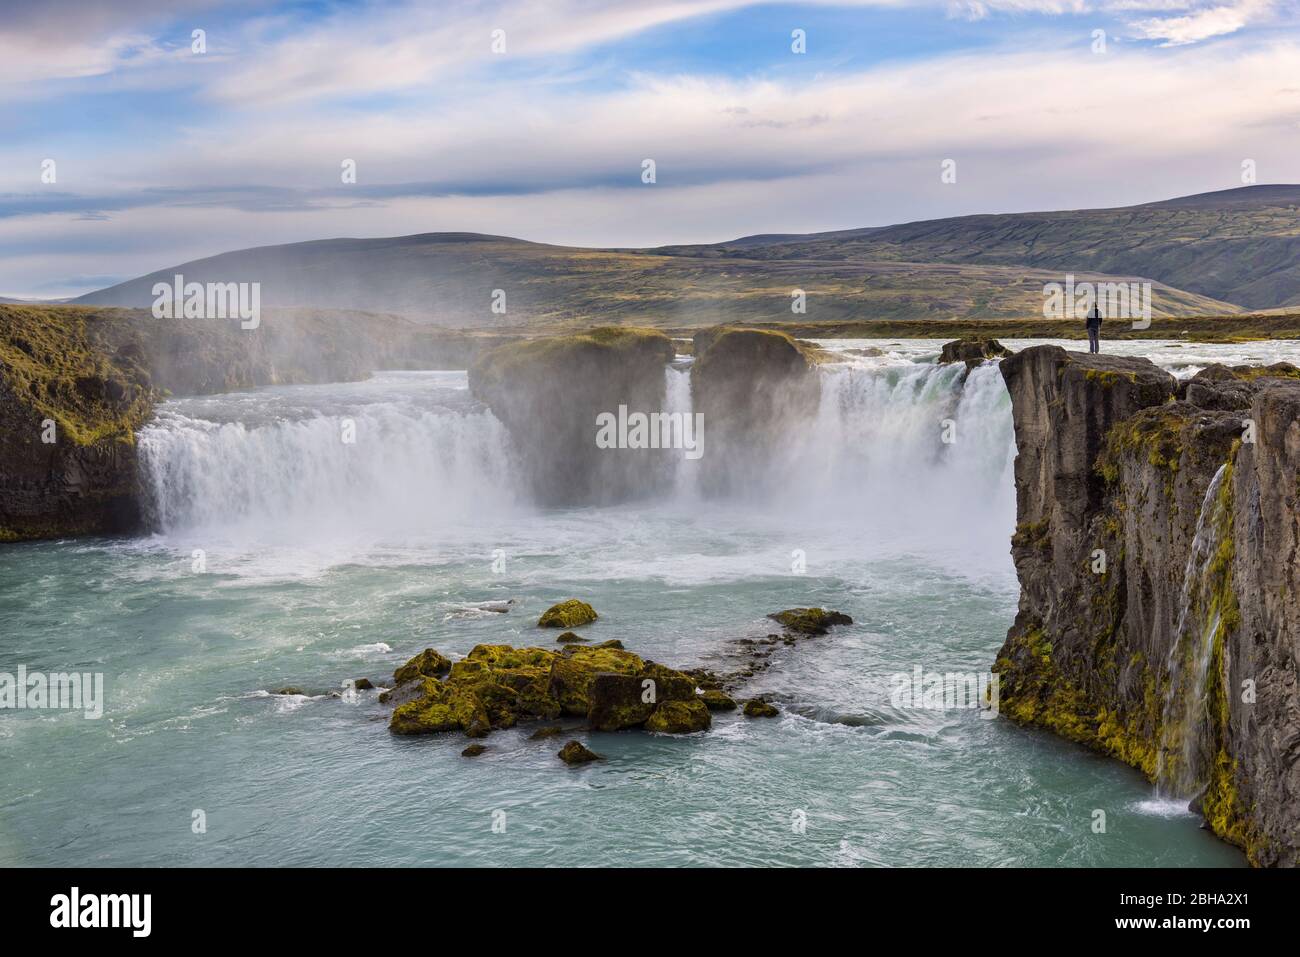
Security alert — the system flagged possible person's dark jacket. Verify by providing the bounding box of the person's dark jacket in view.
[1086,305,1103,331]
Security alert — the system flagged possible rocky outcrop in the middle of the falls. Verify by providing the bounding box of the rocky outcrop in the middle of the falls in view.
[689,326,824,497]
[994,344,1300,866]
[468,327,676,505]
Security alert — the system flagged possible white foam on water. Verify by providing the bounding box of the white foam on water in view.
[1133,796,1196,818]
[328,642,392,659]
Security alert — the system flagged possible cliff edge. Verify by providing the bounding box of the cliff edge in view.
[995,344,1300,865]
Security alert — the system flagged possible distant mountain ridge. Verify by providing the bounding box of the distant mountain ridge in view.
[707,185,1300,310]
[67,185,1299,328]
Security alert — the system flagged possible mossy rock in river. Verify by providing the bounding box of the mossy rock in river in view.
[538,599,598,628]
[767,608,853,635]
[645,698,711,734]
[386,640,707,740]
[379,676,439,706]
[558,740,603,765]
[555,631,588,644]
[586,673,657,731]
[390,682,491,736]
[547,644,644,716]
[586,664,698,731]
[641,661,698,702]
[393,648,452,683]
[700,689,737,711]
[743,699,780,718]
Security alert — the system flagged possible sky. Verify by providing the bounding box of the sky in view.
[1,0,1298,298]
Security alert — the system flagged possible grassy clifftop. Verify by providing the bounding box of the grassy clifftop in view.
[0,305,155,447]
[470,325,672,396]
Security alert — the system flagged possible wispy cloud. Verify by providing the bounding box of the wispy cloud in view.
[1,0,1297,297]
[0,0,228,85]
[1127,0,1273,44]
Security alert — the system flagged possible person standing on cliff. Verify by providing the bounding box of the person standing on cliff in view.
[1086,295,1103,354]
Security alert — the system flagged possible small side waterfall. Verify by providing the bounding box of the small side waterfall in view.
[664,361,699,499]
[1156,463,1230,800]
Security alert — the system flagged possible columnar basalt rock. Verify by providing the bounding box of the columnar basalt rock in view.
[469,326,676,505]
[995,345,1300,865]
[1224,376,1300,865]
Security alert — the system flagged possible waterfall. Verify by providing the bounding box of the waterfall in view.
[134,357,1017,566]
[137,373,521,544]
[664,361,699,500]
[758,357,1017,562]
[1156,463,1230,800]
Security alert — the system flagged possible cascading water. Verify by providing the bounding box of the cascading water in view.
[134,353,1017,566]
[664,361,699,499]
[779,357,1017,568]
[137,372,521,546]
[1156,463,1230,801]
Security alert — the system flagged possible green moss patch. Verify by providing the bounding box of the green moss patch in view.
[538,599,598,628]
[0,305,156,446]
[387,641,709,740]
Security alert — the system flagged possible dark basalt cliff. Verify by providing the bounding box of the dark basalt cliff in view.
[1,308,158,540]
[469,327,677,505]
[0,304,510,542]
[690,327,823,497]
[996,344,1300,865]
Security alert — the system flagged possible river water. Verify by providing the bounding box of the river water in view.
[4,338,1284,866]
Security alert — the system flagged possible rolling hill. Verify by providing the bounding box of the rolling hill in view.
[701,185,1300,310]
[68,185,1300,329]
